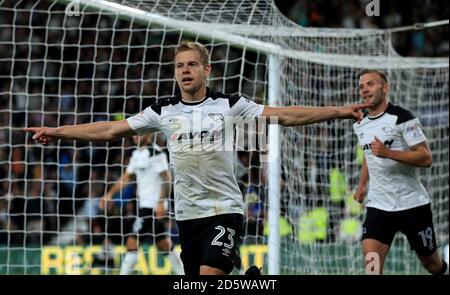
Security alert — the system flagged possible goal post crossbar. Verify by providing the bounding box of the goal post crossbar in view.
[56,0,448,69]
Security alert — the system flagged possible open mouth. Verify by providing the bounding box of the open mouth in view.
[182,77,194,83]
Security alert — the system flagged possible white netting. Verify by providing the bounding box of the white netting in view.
[0,0,447,274]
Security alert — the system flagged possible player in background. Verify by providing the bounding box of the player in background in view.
[353,69,447,275]
[24,41,371,275]
[99,133,184,275]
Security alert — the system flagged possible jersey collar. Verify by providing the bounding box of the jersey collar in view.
[178,87,212,106]
[367,102,391,120]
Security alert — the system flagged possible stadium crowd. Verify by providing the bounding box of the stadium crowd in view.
[276,0,448,57]
[0,0,447,253]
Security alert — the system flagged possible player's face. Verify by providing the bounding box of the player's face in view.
[175,50,211,97]
[359,73,389,107]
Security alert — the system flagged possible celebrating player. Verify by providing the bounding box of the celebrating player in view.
[24,41,371,275]
[353,69,447,275]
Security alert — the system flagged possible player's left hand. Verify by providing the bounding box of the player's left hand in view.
[353,187,366,204]
[371,136,389,157]
[339,103,373,122]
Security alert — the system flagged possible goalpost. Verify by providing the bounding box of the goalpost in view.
[0,0,448,274]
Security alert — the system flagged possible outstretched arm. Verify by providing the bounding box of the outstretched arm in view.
[261,103,372,126]
[23,120,136,144]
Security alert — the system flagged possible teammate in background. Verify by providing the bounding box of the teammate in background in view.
[24,41,371,275]
[353,69,447,275]
[99,133,184,275]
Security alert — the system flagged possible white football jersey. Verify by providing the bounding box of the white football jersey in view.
[126,145,169,209]
[127,88,264,220]
[353,103,431,211]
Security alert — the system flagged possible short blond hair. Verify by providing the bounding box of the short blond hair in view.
[359,69,388,84]
[174,41,210,67]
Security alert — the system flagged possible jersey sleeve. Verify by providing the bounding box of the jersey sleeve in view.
[400,117,427,146]
[229,95,265,119]
[126,106,160,135]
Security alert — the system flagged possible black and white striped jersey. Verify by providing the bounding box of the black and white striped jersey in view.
[127,88,264,220]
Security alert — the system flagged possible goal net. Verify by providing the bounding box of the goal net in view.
[0,0,448,274]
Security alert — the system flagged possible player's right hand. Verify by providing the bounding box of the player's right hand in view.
[339,103,373,123]
[155,201,165,218]
[353,187,366,204]
[23,127,57,145]
[98,195,114,211]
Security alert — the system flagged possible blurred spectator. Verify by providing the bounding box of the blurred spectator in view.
[238,152,266,244]
[275,0,449,57]
[25,182,45,246]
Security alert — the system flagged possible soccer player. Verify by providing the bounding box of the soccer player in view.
[353,69,448,275]
[98,133,184,275]
[24,41,371,275]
